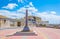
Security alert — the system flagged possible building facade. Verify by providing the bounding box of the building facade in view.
[20,16,49,27]
[0,15,49,28]
[0,15,21,28]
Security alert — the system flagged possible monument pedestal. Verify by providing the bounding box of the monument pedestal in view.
[21,26,30,32]
[12,26,37,36]
[12,32,37,36]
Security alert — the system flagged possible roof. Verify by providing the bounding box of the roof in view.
[0,15,7,18]
[0,18,21,22]
[24,16,41,19]
[0,15,21,22]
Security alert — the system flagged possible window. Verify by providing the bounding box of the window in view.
[10,21,15,26]
[0,20,1,27]
[4,20,6,24]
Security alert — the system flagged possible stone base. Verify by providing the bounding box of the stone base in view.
[21,26,30,32]
[12,31,37,36]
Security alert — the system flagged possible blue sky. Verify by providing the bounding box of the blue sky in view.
[0,0,60,24]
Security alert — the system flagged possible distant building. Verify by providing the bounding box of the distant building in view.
[0,15,21,28]
[0,15,49,28]
[20,16,49,27]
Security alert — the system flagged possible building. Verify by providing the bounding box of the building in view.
[0,15,49,28]
[20,16,49,27]
[0,15,21,28]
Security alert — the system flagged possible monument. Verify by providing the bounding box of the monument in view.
[11,9,37,36]
[21,9,30,32]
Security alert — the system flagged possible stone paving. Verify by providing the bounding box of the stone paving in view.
[0,26,60,39]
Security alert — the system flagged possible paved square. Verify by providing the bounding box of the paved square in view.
[0,27,60,39]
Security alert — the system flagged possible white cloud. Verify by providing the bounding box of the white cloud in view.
[2,3,18,9]
[18,0,23,3]
[17,2,38,14]
[18,0,27,3]
[35,12,60,24]
[50,11,56,15]
[29,2,33,7]
[0,10,25,19]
